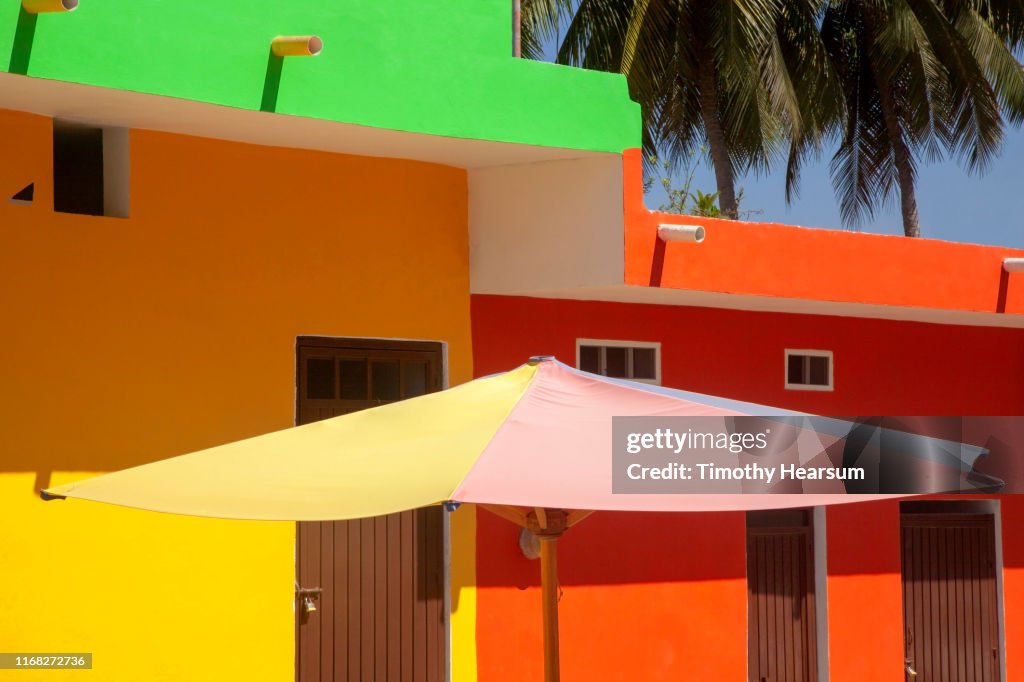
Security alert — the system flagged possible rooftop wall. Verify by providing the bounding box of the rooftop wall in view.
[1,0,640,152]
[627,149,1024,318]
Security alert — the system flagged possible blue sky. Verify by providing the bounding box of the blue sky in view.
[540,34,1024,248]
[646,128,1024,247]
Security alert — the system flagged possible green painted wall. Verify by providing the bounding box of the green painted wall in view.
[1,0,640,153]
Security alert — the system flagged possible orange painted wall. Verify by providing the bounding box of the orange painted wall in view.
[472,294,1024,681]
[825,500,905,682]
[827,496,1024,682]
[475,509,747,682]
[1001,495,1024,682]
[0,108,473,681]
[622,148,1024,316]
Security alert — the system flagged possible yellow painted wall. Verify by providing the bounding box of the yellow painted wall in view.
[0,109,474,680]
[449,504,478,682]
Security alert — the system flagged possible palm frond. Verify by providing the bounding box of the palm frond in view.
[521,0,575,60]
[902,0,1004,172]
[954,6,1024,124]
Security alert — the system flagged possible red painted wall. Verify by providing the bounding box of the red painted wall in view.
[472,294,1024,682]
[471,295,1024,416]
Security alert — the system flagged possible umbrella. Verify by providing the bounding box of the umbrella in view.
[41,357,992,682]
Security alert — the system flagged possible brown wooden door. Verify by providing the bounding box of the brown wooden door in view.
[747,510,818,682]
[901,513,1001,682]
[295,338,446,682]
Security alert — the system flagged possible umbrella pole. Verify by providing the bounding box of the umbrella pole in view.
[527,507,568,682]
[539,534,560,682]
[483,506,595,682]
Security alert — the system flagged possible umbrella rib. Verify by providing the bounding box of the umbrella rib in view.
[479,504,530,528]
[566,509,594,528]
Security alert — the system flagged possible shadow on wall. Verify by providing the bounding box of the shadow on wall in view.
[476,509,749,588]
[475,496,1024,590]
[260,50,283,112]
[8,7,36,75]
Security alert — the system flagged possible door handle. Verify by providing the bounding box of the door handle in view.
[296,586,322,614]
[905,658,918,677]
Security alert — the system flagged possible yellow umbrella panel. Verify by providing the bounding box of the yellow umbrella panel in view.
[42,363,537,520]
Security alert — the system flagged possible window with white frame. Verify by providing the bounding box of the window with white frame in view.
[785,350,833,391]
[576,340,660,384]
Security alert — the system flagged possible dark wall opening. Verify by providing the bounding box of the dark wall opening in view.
[53,123,105,216]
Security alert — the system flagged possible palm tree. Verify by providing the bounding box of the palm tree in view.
[520,0,574,59]
[820,0,1024,237]
[535,0,841,219]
